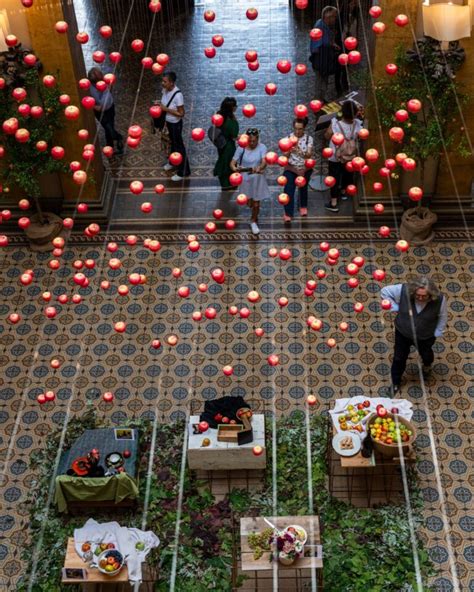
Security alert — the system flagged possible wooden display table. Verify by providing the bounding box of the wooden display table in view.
[328,424,416,506]
[187,415,266,471]
[240,516,323,591]
[62,538,156,591]
[62,538,128,588]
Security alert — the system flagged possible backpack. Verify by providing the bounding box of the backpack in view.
[208,124,227,150]
[334,120,358,163]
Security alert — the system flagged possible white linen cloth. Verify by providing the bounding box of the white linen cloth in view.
[329,396,413,441]
[74,518,160,583]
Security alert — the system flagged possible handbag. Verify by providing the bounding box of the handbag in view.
[151,90,181,132]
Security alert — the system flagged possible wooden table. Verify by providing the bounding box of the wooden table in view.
[187,414,266,470]
[62,538,156,591]
[62,538,128,589]
[328,424,416,506]
[240,516,323,591]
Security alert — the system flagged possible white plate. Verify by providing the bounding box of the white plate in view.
[332,432,361,457]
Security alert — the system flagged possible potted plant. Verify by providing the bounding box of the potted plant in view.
[373,38,470,243]
[0,44,69,248]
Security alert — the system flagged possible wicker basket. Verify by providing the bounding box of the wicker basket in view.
[368,413,416,458]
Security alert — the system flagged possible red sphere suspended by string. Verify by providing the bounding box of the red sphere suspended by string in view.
[149,0,162,13]
[265,82,278,95]
[277,60,292,74]
[394,14,409,27]
[234,78,246,91]
[246,8,258,20]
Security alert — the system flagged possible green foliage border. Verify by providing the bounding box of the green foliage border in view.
[17,408,434,592]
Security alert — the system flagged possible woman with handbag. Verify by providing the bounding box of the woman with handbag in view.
[230,128,270,236]
[282,118,314,223]
[159,71,191,182]
[213,97,239,191]
[323,100,363,213]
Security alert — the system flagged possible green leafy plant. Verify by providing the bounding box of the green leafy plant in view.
[0,65,68,223]
[372,39,470,201]
[17,411,434,592]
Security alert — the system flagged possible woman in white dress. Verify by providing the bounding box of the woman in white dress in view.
[230,128,270,235]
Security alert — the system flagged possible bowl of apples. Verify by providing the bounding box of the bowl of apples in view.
[368,409,416,457]
[97,548,124,577]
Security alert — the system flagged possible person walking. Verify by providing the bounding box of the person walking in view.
[213,97,239,190]
[323,99,363,212]
[334,0,359,96]
[160,71,191,182]
[309,6,340,103]
[88,67,124,155]
[282,118,314,222]
[381,277,447,394]
[230,128,270,236]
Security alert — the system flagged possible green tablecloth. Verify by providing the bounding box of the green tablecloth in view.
[55,472,139,513]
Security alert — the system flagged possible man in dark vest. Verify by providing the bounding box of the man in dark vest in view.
[381,277,447,394]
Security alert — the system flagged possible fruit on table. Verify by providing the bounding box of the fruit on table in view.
[107,543,115,549]
[201,438,211,447]
[370,417,412,444]
[105,564,115,572]
[81,542,91,552]
[135,542,145,551]
[377,405,388,418]
[214,413,223,422]
[99,559,107,568]
[198,421,209,433]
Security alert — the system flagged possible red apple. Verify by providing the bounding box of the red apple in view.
[198,421,209,433]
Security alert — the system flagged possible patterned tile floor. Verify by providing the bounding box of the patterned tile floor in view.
[1,1,473,590]
[0,230,472,591]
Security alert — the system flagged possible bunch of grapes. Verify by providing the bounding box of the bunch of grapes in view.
[248,528,273,560]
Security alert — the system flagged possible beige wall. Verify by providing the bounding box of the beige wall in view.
[23,0,101,202]
[2,0,32,48]
[369,0,474,197]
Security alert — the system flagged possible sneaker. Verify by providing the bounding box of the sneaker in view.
[391,384,401,396]
[324,202,339,213]
[250,222,260,235]
[341,194,348,201]
[171,174,184,182]
[283,215,292,223]
[163,163,174,171]
[300,207,308,216]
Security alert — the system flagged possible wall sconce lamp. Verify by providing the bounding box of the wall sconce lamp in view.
[422,1,472,48]
[0,10,11,53]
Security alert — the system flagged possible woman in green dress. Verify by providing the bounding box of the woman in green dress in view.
[213,97,239,190]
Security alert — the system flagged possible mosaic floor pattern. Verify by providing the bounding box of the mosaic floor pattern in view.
[0,231,472,591]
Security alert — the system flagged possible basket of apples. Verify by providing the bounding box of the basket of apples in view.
[368,406,416,458]
[97,545,124,577]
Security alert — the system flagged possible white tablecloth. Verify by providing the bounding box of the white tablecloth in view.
[74,518,159,583]
[329,396,413,441]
